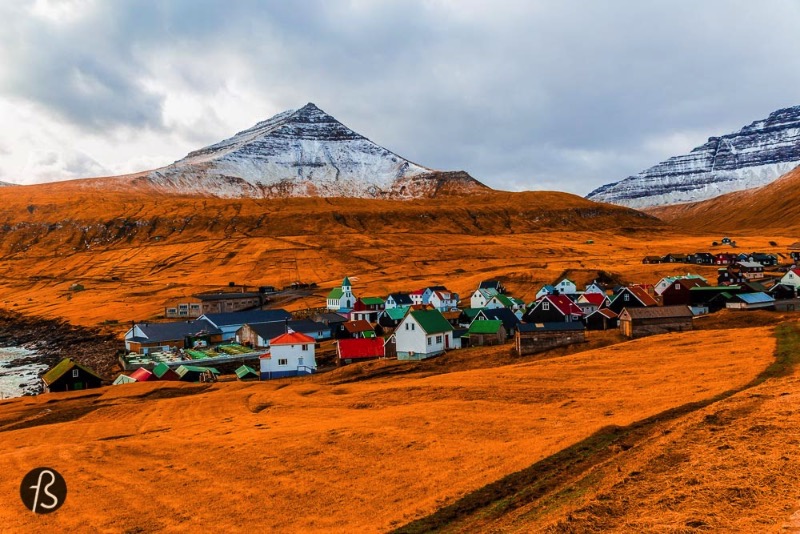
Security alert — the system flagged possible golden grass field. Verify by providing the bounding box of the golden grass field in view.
[0,326,778,532]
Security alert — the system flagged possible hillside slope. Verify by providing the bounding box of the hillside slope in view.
[0,184,664,325]
[649,166,800,233]
[0,327,775,532]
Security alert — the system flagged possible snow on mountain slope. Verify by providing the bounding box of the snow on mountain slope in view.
[138,103,489,199]
[587,105,800,208]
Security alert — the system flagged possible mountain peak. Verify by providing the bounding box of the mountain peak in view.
[141,104,490,200]
[587,104,800,208]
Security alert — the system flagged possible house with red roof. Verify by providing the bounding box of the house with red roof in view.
[259,331,316,379]
[780,268,800,289]
[336,338,385,365]
[575,292,608,315]
[522,294,584,323]
[129,367,156,382]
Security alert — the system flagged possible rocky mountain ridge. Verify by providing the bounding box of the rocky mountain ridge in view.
[138,103,489,199]
[587,105,800,208]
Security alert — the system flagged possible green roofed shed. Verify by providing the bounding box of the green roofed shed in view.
[384,307,409,321]
[152,362,181,381]
[361,297,385,306]
[235,365,259,381]
[467,320,503,335]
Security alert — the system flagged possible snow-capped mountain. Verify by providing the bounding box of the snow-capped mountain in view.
[587,105,800,208]
[137,103,488,199]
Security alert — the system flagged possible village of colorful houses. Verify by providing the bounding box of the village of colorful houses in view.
[39,246,800,393]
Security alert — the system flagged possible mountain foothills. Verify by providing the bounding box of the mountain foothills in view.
[587,105,800,208]
[103,102,489,199]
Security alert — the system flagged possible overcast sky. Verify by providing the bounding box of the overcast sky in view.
[1,0,799,195]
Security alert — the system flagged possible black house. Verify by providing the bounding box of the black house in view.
[41,358,104,393]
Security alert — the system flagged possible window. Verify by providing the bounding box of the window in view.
[278,359,288,366]
[436,335,442,344]
[675,283,680,290]
[72,369,79,378]
[543,301,550,311]
[428,337,432,345]
[624,294,629,301]
[411,323,415,330]
[301,344,308,351]
[405,323,409,330]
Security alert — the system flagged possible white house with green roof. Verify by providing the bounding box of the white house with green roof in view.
[327,276,356,312]
[470,287,497,309]
[486,294,525,312]
[395,309,454,360]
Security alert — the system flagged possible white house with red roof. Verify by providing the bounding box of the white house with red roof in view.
[259,331,317,379]
[576,292,608,315]
[429,290,459,311]
[780,268,800,289]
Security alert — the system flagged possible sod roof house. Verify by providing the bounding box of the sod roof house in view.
[42,358,104,393]
[395,309,454,360]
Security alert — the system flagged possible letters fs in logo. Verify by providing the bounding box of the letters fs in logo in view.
[20,467,67,514]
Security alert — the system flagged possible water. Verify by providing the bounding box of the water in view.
[0,347,48,398]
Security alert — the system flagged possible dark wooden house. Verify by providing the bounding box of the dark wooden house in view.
[515,323,586,356]
[661,278,709,306]
[522,295,583,323]
[584,308,618,331]
[41,358,104,393]
[618,306,693,339]
[607,286,658,315]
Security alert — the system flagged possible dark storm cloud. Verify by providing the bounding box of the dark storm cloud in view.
[1,0,799,193]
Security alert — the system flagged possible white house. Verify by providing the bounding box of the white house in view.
[385,293,413,309]
[555,278,578,295]
[429,290,459,311]
[654,274,706,295]
[485,294,525,312]
[535,285,557,299]
[470,288,497,309]
[780,268,800,289]
[327,276,356,312]
[259,332,317,379]
[584,282,606,295]
[395,309,454,360]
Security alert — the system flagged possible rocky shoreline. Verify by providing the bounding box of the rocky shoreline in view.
[0,310,123,393]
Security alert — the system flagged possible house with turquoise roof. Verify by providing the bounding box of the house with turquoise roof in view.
[327,276,356,312]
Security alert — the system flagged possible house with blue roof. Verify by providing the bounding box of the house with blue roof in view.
[726,292,775,310]
[124,319,223,354]
[199,309,292,341]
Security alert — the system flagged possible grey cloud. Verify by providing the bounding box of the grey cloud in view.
[2,1,800,192]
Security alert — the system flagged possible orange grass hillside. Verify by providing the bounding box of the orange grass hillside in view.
[0,326,775,532]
